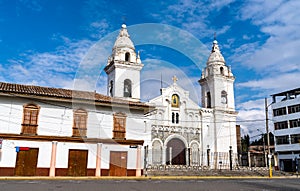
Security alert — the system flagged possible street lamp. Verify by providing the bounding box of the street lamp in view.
[229,146,233,170]
[257,128,266,167]
[265,97,273,178]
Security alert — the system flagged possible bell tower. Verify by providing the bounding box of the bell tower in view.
[199,39,235,112]
[199,38,238,155]
[104,24,143,101]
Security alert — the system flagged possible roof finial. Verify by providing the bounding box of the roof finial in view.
[214,32,216,41]
[122,15,127,25]
[172,75,178,84]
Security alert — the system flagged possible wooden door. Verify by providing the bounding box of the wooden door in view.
[68,149,88,176]
[15,148,39,176]
[109,151,127,176]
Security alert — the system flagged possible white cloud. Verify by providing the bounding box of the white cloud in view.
[7,37,95,89]
[236,1,300,71]
[237,98,274,141]
[237,72,300,94]
[232,1,300,100]
[151,0,234,38]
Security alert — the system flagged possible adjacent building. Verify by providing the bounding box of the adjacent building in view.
[271,88,300,171]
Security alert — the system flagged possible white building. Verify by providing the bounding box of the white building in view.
[271,88,300,172]
[0,24,152,177]
[0,24,239,176]
[147,39,238,169]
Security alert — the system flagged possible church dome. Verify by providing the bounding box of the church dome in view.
[206,40,225,65]
[113,24,135,50]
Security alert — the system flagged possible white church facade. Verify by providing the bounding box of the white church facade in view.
[146,40,238,169]
[0,24,238,176]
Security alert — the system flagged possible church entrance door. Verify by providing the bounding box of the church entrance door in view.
[166,138,186,165]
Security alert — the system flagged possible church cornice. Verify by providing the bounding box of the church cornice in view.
[214,109,238,116]
[199,75,235,82]
[104,61,143,73]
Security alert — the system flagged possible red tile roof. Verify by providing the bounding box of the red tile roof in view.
[0,82,149,108]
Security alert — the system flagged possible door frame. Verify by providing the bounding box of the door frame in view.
[109,151,128,176]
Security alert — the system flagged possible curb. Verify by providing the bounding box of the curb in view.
[0,175,296,180]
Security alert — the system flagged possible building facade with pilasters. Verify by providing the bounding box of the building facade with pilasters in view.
[0,24,152,177]
[147,39,238,169]
[0,83,150,176]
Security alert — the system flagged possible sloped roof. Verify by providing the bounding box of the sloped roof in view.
[0,81,149,108]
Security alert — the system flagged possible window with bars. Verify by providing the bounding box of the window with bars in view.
[274,121,288,130]
[288,104,300,114]
[72,109,87,137]
[291,134,300,144]
[275,135,289,145]
[113,112,126,139]
[289,119,300,128]
[273,107,287,116]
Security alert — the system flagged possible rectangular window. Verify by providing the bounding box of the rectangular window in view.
[113,113,126,139]
[288,104,300,114]
[291,134,300,144]
[274,121,288,130]
[21,104,40,135]
[273,107,287,116]
[73,109,87,137]
[289,119,300,128]
[276,135,289,145]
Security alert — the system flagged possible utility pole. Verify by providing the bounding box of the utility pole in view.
[265,97,272,178]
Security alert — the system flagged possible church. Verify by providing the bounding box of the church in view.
[105,24,238,170]
[0,24,238,177]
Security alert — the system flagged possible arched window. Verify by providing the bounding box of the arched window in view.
[21,103,40,135]
[171,94,180,107]
[220,67,224,75]
[109,80,113,97]
[191,142,200,166]
[123,79,132,97]
[207,92,211,108]
[125,52,130,61]
[152,140,162,164]
[73,109,88,137]
[221,90,227,104]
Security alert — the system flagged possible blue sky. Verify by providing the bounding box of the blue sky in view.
[0,0,299,140]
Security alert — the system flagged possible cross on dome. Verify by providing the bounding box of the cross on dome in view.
[172,75,178,83]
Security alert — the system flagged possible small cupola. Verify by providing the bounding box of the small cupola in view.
[206,39,225,65]
[113,24,135,51]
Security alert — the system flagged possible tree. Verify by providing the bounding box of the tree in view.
[250,132,274,146]
[241,134,250,152]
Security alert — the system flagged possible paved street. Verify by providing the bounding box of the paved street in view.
[0,178,299,191]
